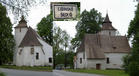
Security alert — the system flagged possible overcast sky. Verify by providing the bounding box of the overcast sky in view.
[11,0,137,38]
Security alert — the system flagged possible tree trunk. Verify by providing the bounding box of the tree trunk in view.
[0,60,2,65]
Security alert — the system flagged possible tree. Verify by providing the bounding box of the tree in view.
[66,51,75,68]
[53,26,64,68]
[71,8,103,49]
[62,30,70,68]
[0,0,47,22]
[53,26,74,69]
[124,3,139,76]
[0,3,15,65]
[37,14,53,45]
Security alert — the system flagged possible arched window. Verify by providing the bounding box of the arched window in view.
[30,48,34,54]
[36,53,39,60]
[107,57,110,64]
[80,58,82,64]
[19,49,22,55]
[49,58,52,63]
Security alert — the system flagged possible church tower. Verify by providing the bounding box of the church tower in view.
[99,14,117,36]
[14,16,28,64]
[14,16,28,47]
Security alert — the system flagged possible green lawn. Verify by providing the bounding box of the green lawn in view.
[0,73,5,76]
[66,69,129,76]
[0,65,52,72]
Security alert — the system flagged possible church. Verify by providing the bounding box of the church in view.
[74,14,130,70]
[13,16,53,66]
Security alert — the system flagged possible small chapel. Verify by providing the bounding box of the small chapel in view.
[74,14,130,70]
[13,16,53,66]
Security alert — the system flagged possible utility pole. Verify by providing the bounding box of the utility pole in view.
[64,43,67,69]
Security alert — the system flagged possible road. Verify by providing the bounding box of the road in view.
[53,70,104,76]
[0,68,52,76]
[0,68,104,76]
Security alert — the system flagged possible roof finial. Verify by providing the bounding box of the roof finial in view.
[103,11,111,23]
[21,15,25,20]
[106,9,108,15]
[19,15,27,23]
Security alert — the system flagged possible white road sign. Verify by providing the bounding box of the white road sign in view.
[53,4,77,19]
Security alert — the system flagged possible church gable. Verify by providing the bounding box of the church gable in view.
[19,27,42,47]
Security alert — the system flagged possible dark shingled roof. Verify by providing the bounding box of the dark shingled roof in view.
[15,16,28,28]
[77,34,130,59]
[19,27,42,47]
[102,14,116,30]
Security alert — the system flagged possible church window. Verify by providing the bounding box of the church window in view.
[36,53,39,60]
[107,57,110,64]
[80,58,82,64]
[19,49,22,55]
[31,48,34,54]
[109,32,111,36]
[49,57,52,63]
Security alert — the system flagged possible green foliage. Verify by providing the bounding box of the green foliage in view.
[54,50,75,69]
[66,69,129,76]
[37,14,53,45]
[0,3,15,65]
[55,50,65,65]
[0,0,47,22]
[125,3,139,76]
[0,73,5,76]
[53,26,64,68]
[71,8,103,49]
[66,51,75,68]
[53,26,74,69]
[122,55,130,73]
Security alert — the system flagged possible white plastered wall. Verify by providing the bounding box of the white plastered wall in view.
[105,53,128,69]
[14,27,28,64]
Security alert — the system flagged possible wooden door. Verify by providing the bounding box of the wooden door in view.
[96,64,101,70]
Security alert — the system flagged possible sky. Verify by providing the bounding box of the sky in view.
[11,0,137,38]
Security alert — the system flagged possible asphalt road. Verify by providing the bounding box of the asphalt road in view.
[53,70,104,76]
[0,68,104,76]
[0,68,52,76]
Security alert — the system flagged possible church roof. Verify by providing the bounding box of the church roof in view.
[102,14,116,30]
[77,34,130,59]
[19,27,42,47]
[15,16,28,28]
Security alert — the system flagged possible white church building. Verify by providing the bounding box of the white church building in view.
[13,16,53,66]
[74,14,130,70]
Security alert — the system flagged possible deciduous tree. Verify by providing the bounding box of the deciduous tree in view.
[37,14,53,46]
[71,8,103,49]
[0,0,47,21]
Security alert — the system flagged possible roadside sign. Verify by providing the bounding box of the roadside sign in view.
[52,3,78,20]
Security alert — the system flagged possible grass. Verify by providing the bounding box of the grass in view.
[65,69,129,76]
[0,73,5,76]
[0,65,52,72]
